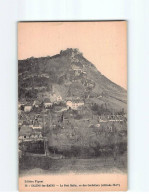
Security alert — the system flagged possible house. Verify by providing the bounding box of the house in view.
[66,100,84,110]
[29,132,43,139]
[44,102,53,108]
[44,98,53,108]
[29,118,42,130]
[32,125,42,130]
[66,100,73,109]
[19,125,32,140]
[24,104,32,112]
[19,125,43,140]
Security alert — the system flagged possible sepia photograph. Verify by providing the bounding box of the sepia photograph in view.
[1,0,149,193]
[18,21,127,191]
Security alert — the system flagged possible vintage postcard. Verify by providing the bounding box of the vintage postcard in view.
[18,21,127,191]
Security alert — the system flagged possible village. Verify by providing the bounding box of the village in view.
[18,89,126,159]
[18,48,127,160]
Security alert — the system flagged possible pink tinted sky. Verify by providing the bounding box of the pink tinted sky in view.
[18,21,127,89]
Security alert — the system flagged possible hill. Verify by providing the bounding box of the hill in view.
[18,48,127,159]
[18,48,127,112]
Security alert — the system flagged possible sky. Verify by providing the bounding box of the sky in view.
[18,21,127,89]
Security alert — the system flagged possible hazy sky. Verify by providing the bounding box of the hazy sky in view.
[18,21,127,89]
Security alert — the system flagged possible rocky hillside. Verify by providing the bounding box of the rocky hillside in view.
[18,48,127,113]
[18,48,127,159]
